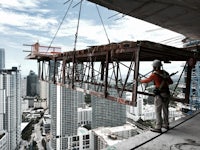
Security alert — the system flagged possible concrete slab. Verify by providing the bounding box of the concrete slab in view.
[88,0,200,39]
[104,110,200,150]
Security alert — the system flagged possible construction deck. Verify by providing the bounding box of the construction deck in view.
[104,110,200,150]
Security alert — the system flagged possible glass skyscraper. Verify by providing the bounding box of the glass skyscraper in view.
[26,70,39,97]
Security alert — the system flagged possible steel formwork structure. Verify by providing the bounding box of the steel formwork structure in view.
[25,40,200,106]
[190,62,200,110]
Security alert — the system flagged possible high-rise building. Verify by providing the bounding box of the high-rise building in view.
[39,80,48,100]
[21,77,27,98]
[0,67,21,150]
[50,84,79,149]
[91,95,126,129]
[48,61,92,149]
[48,60,59,114]
[0,75,5,131]
[26,70,39,97]
[48,61,90,149]
[0,48,5,69]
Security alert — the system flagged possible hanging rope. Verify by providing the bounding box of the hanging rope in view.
[73,0,83,51]
[46,0,73,53]
[95,5,110,44]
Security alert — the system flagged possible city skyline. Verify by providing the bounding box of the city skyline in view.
[1,1,199,149]
[0,0,184,76]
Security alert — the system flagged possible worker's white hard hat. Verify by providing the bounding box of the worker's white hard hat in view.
[152,59,162,67]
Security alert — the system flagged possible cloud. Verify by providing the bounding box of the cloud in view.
[0,9,58,31]
[1,0,184,49]
[0,0,186,76]
[0,0,42,10]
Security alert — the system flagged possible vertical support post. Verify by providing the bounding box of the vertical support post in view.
[115,61,119,96]
[41,60,44,80]
[110,58,120,97]
[37,60,41,80]
[72,52,75,88]
[100,61,105,81]
[62,59,66,84]
[132,46,140,106]
[53,58,57,84]
[116,61,119,86]
[185,64,192,104]
[120,61,134,98]
[104,52,110,97]
[48,60,50,81]
[91,58,94,83]
[67,63,70,81]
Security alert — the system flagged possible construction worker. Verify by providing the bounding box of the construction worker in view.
[139,59,173,133]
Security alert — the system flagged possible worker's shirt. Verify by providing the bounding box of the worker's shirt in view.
[140,70,173,89]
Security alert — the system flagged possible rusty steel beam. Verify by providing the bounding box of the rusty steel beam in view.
[26,41,200,62]
[132,46,140,106]
[104,51,110,97]
[53,58,57,84]
[185,63,192,103]
[41,60,44,80]
[120,59,133,98]
[62,59,66,84]
[100,61,104,81]
[91,58,94,83]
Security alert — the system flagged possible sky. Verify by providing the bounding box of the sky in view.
[0,0,186,76]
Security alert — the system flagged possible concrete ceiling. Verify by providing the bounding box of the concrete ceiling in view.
[88,0,200,40]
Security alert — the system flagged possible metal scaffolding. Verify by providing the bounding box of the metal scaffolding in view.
[25,40,200,106]
[190,62,200,110]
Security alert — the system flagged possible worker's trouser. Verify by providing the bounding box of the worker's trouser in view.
[154,92,170,129]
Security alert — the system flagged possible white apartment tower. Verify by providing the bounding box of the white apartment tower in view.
[91,95,126,129]
[49,62,86,149]
[0,67,21,150]
[50,83,79,149]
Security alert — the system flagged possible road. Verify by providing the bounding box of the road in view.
[21,118,46,149]
[33,118,45,150]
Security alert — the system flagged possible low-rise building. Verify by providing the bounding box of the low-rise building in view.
[34,99,47,109]
[78,106,92,127]
[42,115,51,135]
[91,124,138,150]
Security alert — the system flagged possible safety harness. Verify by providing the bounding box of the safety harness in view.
[153,70,170,100]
